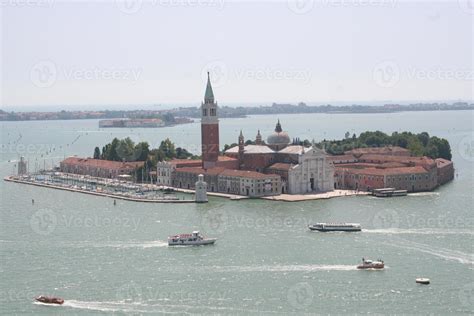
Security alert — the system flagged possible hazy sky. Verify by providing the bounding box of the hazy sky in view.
[1,0,473,109]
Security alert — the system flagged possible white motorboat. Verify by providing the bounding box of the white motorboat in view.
[357,258,384,269]
[168,231,216,246]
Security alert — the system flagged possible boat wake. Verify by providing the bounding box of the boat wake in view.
[93,241,168,249]
[212,264,357,272]
[407,192,440,197]
[33,301,62,307]
[46,300,277,314]
[387,239,474,265]
[363,228,474,236]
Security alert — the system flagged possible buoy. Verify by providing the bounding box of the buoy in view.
[416,278,430,285]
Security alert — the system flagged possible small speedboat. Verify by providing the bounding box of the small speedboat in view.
[168,231,216,246]
[35,295,64,305]
[357,258,384,269]
[416,278,430,285]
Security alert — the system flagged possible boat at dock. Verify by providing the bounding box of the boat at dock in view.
[168,231,216,246]
[372,188,407,197]
[34,295,64,305]
[309,223,361,232]
[357,258,384,269]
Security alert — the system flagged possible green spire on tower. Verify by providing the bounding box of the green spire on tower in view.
[204,72,214,103]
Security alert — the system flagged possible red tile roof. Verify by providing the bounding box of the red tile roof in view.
[339,166,428,176]
[61,157,144,169]
[176,167,226,176]
[266,163,293,171]
[218,156,238,161]
[345,146,410,155]
[435,158,453,167]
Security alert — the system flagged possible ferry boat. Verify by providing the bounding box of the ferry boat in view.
[309,223,361,232]
[35,295,64,305]
[168,231,216,246]
[372,188,408,197]
[356,258,384,269]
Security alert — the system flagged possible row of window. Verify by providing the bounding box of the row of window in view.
[202,108,217,116]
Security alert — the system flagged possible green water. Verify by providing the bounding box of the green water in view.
[1,111,473,314]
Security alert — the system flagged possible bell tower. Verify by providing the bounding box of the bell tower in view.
[201,72,219,169]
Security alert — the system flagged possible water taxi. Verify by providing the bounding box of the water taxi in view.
[168,231,216,246]
[309,223,361,232]
[35,295,64,305]
[356,258,384,269]
[416,278,430,285]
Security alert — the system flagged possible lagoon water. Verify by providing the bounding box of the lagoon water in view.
[1,111,473,314]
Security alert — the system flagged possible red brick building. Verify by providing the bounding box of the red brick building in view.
[60,157,144,179]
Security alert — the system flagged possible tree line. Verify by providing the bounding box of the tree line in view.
[222,131,452,160]
[93,137,199,182]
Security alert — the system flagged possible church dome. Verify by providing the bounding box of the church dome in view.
[267,132,290,145]
[266,120,290,145]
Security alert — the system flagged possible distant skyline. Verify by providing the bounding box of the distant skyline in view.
[1,1,473,109]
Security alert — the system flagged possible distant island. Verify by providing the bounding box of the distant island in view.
[1,102,472,122]
[170,102,473,118]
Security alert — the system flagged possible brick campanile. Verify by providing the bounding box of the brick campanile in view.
[201,72,219,169]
